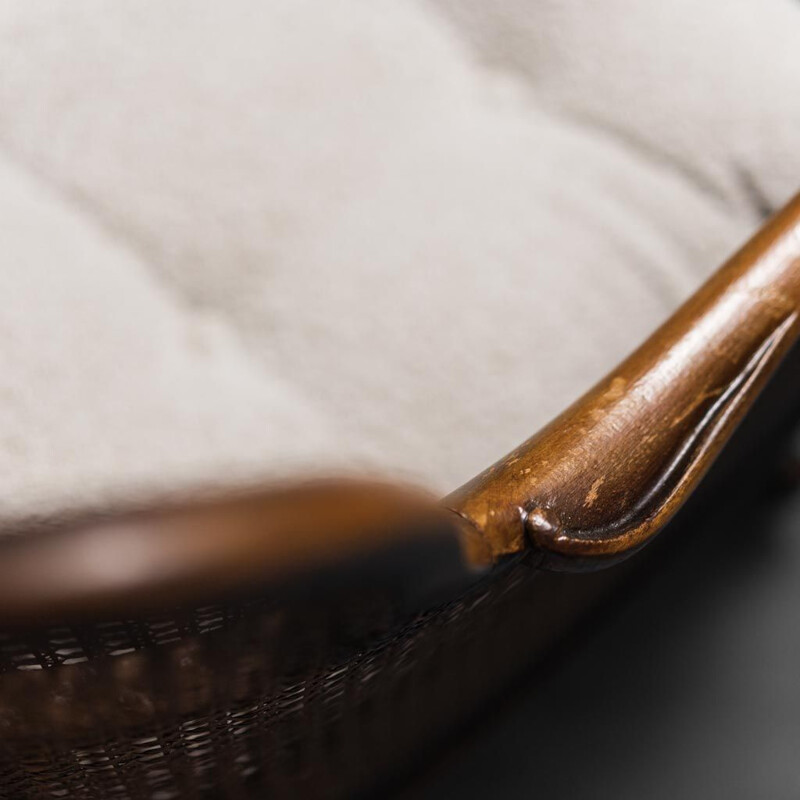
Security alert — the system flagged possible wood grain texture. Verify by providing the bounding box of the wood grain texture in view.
[447,193,800,569]
[0,195,798,622]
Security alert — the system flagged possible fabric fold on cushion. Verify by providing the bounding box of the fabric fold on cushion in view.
[430,0,800,215]
[0,0,789,517]
[0,152,354,521]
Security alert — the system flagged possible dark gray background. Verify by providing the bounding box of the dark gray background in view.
[404,448,800,799]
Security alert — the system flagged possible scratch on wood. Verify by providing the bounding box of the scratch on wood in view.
[584,476,605,508]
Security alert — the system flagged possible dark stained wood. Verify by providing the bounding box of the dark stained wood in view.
[0,480,478,626]
[447,193,800,569]
[0,195,798,623]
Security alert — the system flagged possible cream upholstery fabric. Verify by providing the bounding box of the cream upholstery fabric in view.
[0,0,797,519]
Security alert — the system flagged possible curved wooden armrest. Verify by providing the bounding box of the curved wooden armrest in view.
[0,193,798,624]
[0,481,476,626]
[447,193,800,570]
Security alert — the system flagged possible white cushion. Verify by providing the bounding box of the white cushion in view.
[0,0,795,519]
[431,0,800,213]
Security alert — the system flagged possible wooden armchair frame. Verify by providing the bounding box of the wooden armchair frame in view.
[2,193,798,618]
[0,193,798,799]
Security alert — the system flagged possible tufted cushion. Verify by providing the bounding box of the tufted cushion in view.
[0,0,796,520]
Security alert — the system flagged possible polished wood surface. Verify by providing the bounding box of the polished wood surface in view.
[0,481,475,626]
[0,194,798,620]
[447,193,800,569]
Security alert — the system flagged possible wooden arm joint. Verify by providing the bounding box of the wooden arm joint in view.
[447,195,800,571]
